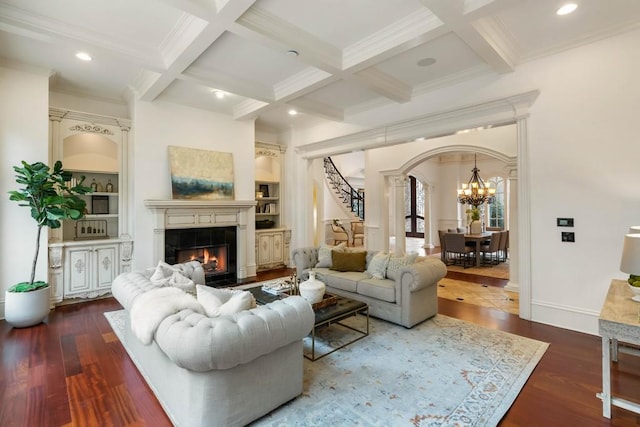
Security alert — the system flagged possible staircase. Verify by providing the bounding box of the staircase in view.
[324,157,365,220]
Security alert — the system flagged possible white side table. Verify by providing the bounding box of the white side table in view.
[598,279,640,417]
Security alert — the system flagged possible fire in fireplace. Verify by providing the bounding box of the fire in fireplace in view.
[165,226,237,286]
[175,245,228,276]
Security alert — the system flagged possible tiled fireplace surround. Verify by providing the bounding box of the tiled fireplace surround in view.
[144,200,256,284]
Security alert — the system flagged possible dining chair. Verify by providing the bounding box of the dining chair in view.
[444,233,474,268]
[438,230,447,262]
[500,230,509,262]
[480,232,501,265]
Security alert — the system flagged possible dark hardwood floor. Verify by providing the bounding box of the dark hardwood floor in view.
[1,268,640,426]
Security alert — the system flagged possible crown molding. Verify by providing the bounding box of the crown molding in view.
[343,9,443,70]
[296,90,539,158]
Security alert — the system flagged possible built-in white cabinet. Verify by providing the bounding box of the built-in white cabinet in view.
[256,229,290,271]
[48,108,133,302]
[64,243,118,298]
[255,143,290,271]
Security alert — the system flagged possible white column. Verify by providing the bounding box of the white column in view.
[423,183,434,249]
[504,167,519,293]
[393,175,406,255]
[514,116,531,320]
[118,123,131,239]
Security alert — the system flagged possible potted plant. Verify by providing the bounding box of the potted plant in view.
[6,160,91,327]
[469,207,482,234]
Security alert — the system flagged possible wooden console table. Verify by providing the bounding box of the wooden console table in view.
[598,279,640,418]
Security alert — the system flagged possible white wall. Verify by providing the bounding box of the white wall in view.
[130,100,256,271]
[290,27,640,335]
[0,66,50,317]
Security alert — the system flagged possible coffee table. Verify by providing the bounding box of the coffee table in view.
[307,295,369,361]
[247,286,369,361]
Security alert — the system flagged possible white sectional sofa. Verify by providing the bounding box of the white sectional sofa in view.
[111,263,314,427]
[292,247,447,328]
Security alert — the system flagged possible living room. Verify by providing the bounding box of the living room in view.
[2,0,640,424]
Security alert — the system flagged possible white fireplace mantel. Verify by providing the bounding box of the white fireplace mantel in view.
[144,199,257,279]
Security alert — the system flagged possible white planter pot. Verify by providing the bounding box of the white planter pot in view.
[299,271,326,304]
[5,286,51,328]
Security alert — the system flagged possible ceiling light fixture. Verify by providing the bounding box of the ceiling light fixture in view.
[556,3,577,15]
[288,109,298,116]
[214,90,225,99]
[286,49,299,57]
[416,57,436,67]
[75,52,92,61]
[456,154,495,207]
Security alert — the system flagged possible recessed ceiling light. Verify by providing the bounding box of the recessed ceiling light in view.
[286,50,299,57]
[417,57,436,67]
[556,3,577,15]
[288,109,298,116]
[75,52,92,61]
[213,90,225,99]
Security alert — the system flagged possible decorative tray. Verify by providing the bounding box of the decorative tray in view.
[312,293,338,310]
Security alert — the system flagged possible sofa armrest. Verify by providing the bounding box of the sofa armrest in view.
[154,296,314,372]
[292,247,319,276]
[399,258,447,292]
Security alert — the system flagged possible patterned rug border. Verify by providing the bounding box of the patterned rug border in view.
[104,310,547,426]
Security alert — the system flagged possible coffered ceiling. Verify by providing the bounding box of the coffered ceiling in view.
[1,0,639,131]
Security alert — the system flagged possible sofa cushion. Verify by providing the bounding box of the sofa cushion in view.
[357,278,396,303]
[196,285,256,317]
[331,250,366,272]
[366,252,390,279]
[386,253,419,280]
[316,243,346,268]
[322,271,366,293]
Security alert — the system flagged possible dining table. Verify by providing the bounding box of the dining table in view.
[463,232,493,267]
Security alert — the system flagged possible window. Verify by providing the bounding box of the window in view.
[487,176,505,229]
[404,176,424,237]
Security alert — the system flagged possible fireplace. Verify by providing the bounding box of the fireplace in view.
[165,226,237,286]
[144,199,257,283]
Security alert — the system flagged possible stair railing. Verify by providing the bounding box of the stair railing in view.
[323,157,365,220]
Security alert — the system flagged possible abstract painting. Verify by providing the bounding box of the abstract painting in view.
[168,146,234,200]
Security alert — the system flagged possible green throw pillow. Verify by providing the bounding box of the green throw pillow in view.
[331,250,366,272]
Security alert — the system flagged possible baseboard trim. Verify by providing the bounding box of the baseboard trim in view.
[531,299,599,336]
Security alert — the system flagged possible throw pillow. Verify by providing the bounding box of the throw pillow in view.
[316,242,346,268]
[385,253,419,280]
[366,252,390,279]
[149,260,179,286]
[196,285,256,317]
[168,270,196,295]
[331,250,366,272]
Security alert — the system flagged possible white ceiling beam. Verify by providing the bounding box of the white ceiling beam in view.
[235,6,343,71]
[138,0,258,101]
[419,0,516,73]
[353,68,411,103]
[287,98,344,122]
[233,99,269,120]
[179,67,275,102]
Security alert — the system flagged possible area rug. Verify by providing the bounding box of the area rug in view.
[429,253,510,280]
[104,310,547,426]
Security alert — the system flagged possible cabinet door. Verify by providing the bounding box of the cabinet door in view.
[258,234,273,265]
[95,245,118,291]
[65,246,92,295]
[271,232,283,264]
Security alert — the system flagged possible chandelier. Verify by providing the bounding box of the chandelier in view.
[456,154,496,207]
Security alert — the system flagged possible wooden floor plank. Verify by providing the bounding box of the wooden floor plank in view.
[1,269,640,425]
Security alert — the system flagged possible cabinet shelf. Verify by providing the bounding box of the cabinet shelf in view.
[84,214,118,219]
[87,192,118,197]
